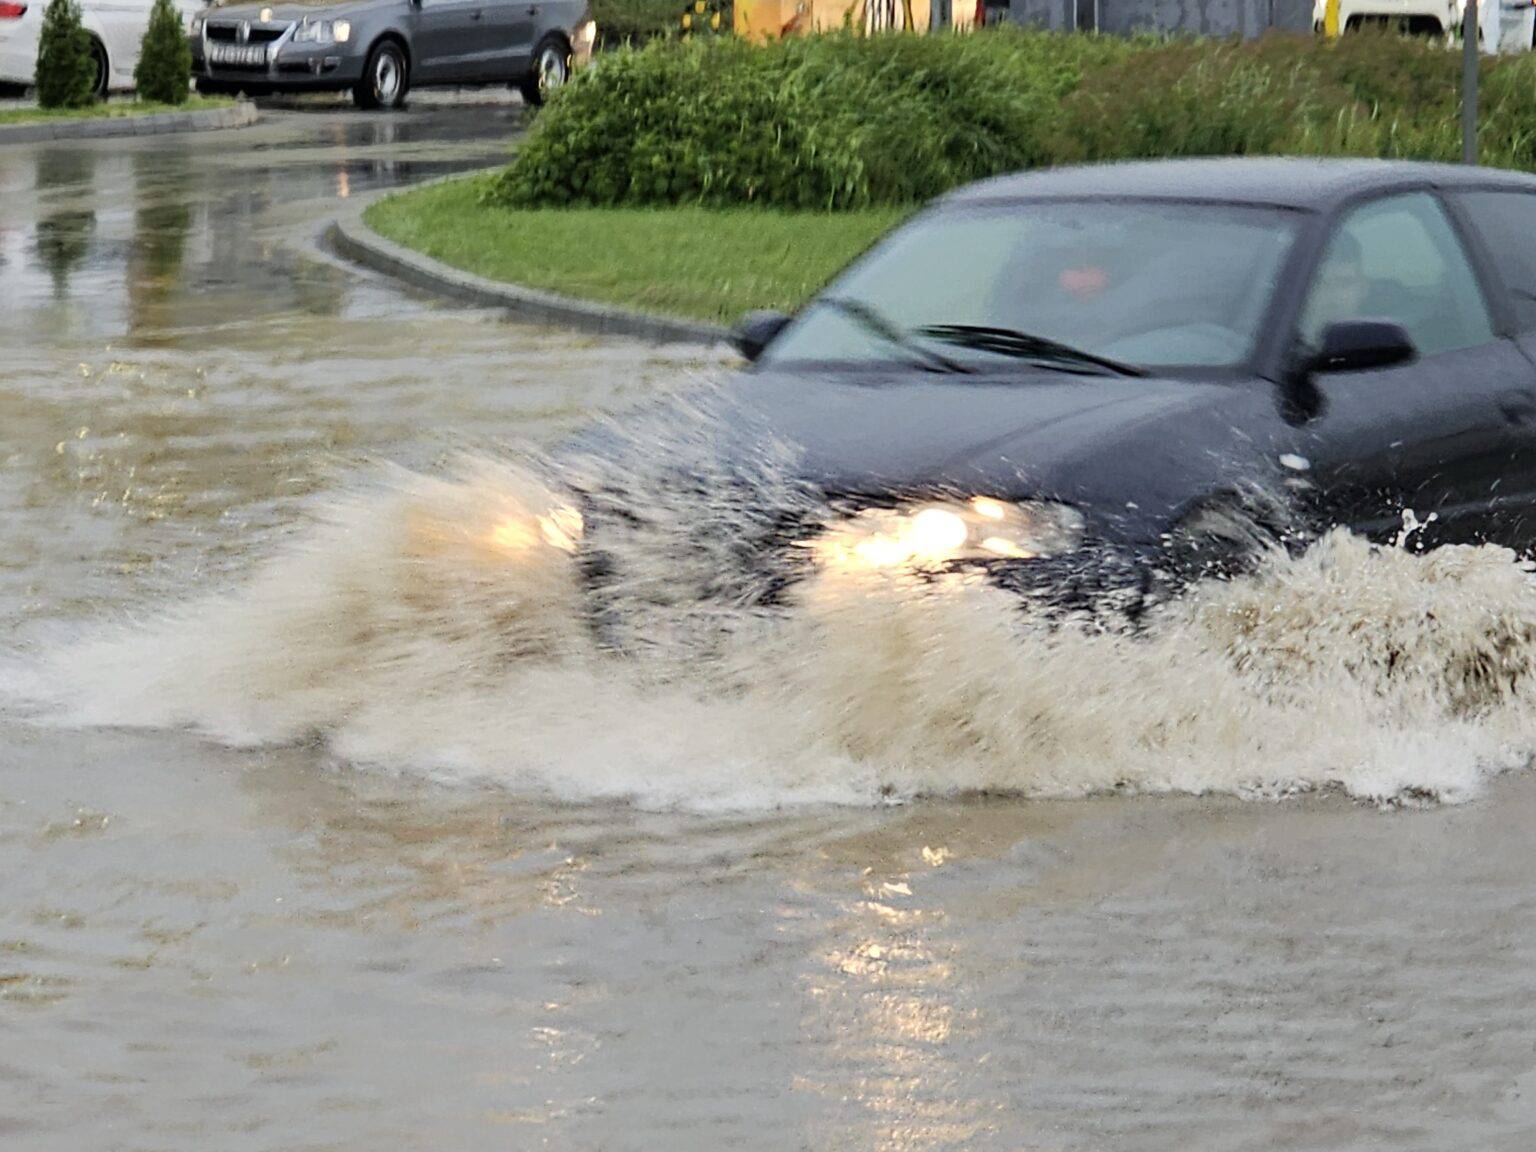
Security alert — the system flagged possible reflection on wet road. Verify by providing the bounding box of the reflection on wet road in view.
[7,105,1536,1152]
[3,99,529,343]
[0,104,724,620]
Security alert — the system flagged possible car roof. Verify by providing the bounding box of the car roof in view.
[941,157,1536,210]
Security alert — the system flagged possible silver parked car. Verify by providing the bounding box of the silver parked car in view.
[188,0,594,108]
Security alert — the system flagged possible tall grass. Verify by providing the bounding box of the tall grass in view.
[487,29,1536,212]
[489,30,1130,210]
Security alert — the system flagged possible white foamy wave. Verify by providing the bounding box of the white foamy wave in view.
[17,436,1536,811]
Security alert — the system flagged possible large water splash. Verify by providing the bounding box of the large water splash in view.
[23,392,1536,811]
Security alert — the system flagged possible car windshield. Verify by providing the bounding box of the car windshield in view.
[759,200,1300,374]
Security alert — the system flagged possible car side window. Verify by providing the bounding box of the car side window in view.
[1454,190,1536,332]
[1299,191,1494,358]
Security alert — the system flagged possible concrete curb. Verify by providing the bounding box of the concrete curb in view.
[0,100,259,145]
[327,187,730,347]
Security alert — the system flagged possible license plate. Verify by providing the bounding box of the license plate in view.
[209,43,267,66]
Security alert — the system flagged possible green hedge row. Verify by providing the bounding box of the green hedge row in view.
[486,29,1536,212]
[491,31,1124,209]
[35,0,189,108]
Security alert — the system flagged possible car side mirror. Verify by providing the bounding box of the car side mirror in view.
[1305,320,1417,376]
[731,310,791,363]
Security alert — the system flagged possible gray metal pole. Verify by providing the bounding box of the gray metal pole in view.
[1462,0,1479,165]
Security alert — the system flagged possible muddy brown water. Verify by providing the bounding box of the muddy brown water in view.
[5,105,1536,1151]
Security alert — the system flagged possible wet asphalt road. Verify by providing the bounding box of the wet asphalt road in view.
[1,94,522,346]
[0,97,721,622]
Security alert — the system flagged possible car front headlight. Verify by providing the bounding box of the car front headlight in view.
[189,10,205,32]
[810,497,1085,571]
[577,19,597,44]
[292,17,350,43]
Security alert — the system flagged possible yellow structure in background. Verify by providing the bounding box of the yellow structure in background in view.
[735,0,975,41]
[1322,0,1340,35]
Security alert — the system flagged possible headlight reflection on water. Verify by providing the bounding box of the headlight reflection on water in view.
[811,497,1083,571]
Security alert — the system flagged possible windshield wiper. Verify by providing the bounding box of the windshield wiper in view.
[916,324,1145,378]
[817,297,974,375]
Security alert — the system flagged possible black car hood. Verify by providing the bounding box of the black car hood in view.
[732,368,1231,496]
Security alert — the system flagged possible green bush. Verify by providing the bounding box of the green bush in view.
[34,0,95,109]
[487,28,1536,212]
[1050,33,1467,164]
[134,0,192,104]
[489,29,1128,210]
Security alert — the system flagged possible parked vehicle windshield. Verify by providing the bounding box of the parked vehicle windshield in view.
[760,201,1299,374]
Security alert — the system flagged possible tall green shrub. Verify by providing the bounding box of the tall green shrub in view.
[134,0,192,104]
[34,0,95,109]
[488,30,1129,211]
[487,29,1536,212]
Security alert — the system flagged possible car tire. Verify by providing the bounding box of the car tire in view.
[518,36,569,107]
[88,37,108,100]
[354,40,408,110]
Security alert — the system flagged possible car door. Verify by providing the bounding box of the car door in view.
[411,0,487,81]
[1291,190,1536,547]
[480,0,535,78]
[1448,187,1536,540]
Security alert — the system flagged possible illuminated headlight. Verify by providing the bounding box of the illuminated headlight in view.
[811,497,1084,571]
[487,504,583,554]
[292,17,349,43]
[578,19,597,44]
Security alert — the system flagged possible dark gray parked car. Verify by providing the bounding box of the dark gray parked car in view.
[188,0,594,108]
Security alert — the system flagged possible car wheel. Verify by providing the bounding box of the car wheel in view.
[518,36,569,107]
[88,38,108,100]
[354,40,408,110]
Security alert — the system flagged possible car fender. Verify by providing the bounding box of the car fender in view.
[362,22,412,68]
[80,0,143,89]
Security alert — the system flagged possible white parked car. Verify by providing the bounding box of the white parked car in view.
[1311,0,1532,46]
[0,0,205,97]
[1311,0,1460,36]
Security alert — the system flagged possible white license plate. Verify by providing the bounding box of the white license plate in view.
[209,44,267,66]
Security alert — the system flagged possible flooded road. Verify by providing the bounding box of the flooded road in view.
[7,105,1536,1151]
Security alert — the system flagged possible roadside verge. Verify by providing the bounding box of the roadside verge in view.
[0,100,259,145]
[327,191,730,347]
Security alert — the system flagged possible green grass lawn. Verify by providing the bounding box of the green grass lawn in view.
[0,96,234,126]
[363,174,909,325]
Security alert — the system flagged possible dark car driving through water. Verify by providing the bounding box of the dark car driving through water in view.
[712,158,1536,611]
[189,0,594,108]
